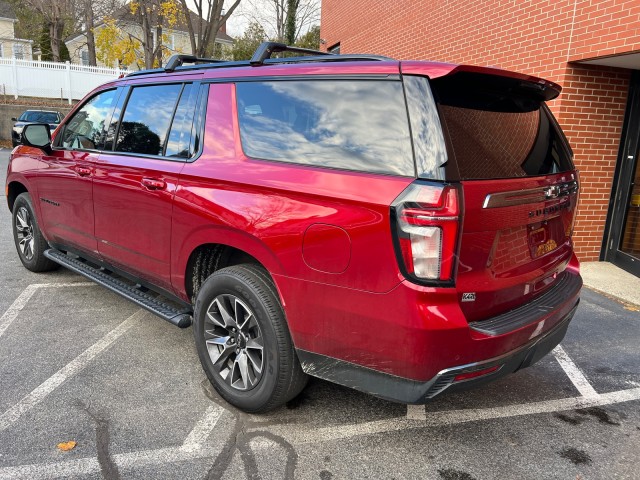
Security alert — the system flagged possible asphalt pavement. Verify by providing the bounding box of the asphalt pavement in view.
[1,150,639,479]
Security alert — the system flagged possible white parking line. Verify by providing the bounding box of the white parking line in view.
[552,345,600,399]
[0,282,96,340]
[0,284,37,340]
[0,406,226,480]
[406,404,426,420]
[180,405,225,452]
[0,309,145,433]
[0,446,215,480]
[255,387,640,445]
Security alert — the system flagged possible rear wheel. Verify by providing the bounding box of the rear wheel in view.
[12,193,58,272]
[193,264,307,412]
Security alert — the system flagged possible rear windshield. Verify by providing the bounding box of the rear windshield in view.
[430,73,573,180]
[19,111,59,123]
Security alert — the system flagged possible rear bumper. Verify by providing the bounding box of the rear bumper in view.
[296,301,578,403]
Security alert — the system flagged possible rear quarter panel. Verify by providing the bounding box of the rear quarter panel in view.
[172,82,414,297]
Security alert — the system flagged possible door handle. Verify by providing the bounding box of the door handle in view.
[76,166,92,177]
[141,178,166,190]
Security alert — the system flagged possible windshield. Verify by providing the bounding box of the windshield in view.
[18,111,59,123]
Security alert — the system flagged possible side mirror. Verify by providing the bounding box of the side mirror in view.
[11,117,17,122]
[21,124,52,153]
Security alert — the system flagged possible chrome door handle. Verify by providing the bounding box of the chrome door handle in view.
[76,166,91,176]
[141,178,166,190]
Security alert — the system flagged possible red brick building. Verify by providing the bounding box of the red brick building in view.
[321,0,640,277]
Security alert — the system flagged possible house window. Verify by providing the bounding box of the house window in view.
[81,50,89,66]
[328,43,340,54]
[13,44,24,59]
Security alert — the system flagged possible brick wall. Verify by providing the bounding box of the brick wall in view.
[557,65,630,258]
[321,0,639,260]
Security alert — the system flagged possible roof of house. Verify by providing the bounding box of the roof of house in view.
[0,1,16,20]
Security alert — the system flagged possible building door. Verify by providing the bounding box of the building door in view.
[604,71,640,276]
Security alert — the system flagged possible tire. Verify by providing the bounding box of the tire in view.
[193,264,308,412]
[12,193,58,272]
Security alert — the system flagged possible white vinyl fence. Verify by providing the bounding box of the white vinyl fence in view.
[0,58,125,104]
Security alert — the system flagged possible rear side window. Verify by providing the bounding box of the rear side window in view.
[236,80,414,176]
[165,84,197,158]
[116,84,182,155]
[431,72,573,180]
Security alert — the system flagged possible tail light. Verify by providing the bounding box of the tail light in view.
[391,182,461,284]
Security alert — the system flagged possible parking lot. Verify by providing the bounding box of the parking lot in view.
[1,151,639,480]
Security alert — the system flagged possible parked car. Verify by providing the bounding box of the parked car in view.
[5,43,582,413]
[11,110,63,147]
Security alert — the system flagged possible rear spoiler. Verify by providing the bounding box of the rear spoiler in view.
[448,65,561,101]
[402,62,561,101]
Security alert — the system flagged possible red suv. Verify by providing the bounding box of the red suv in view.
[6,43,581,412]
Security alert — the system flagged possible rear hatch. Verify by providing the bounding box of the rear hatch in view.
[429,69,579,322]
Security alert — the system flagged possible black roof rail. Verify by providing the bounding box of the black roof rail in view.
[124,47,394,78]
[250,42,333,65]
[164,54,225,72]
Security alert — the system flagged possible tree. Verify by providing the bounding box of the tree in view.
[179,0,241,58]
[21,0,73,62]
[239,0,319,44]
[95,18,142,68]
[95,0,183,70]
[284,0,298,45]
[231,21,266,60]
[294,24,319,50]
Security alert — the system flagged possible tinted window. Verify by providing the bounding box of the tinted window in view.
[404,76,447,180]
[165,84,196,158]
[115,84,182,155]
[431,72,573,180]
[190,84,209,156]
[236,80,414,176]
[19,111,60,123]
[61,90,117,150]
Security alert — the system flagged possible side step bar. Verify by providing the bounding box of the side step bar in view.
[44,249,192,328]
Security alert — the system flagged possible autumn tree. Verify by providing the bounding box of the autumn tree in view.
[73,0,125,66]
[179,0,241,58]
[95,0,183,70]
[95,18,142,68]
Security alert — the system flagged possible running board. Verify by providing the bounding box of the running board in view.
[44,249,192,328]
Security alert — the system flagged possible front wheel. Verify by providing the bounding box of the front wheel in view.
[193,264,307,412]
[12,193,58,272]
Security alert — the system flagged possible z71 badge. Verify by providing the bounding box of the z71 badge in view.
[461,293,476,302]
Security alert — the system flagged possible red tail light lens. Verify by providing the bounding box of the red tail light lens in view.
[391,182,460,283]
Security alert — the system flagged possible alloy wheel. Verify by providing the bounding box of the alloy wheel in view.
[15,207,35,260]
[204,294,265,391]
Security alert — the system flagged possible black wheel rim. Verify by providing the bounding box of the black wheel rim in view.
[204,294,265,391]
[15,206,35,261]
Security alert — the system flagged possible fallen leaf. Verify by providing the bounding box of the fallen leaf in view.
[57,441,77,451]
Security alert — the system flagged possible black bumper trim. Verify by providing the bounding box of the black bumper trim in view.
[296,301,578,404]
[468,271,582,336]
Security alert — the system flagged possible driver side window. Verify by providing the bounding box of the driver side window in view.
[60,89,117,150]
